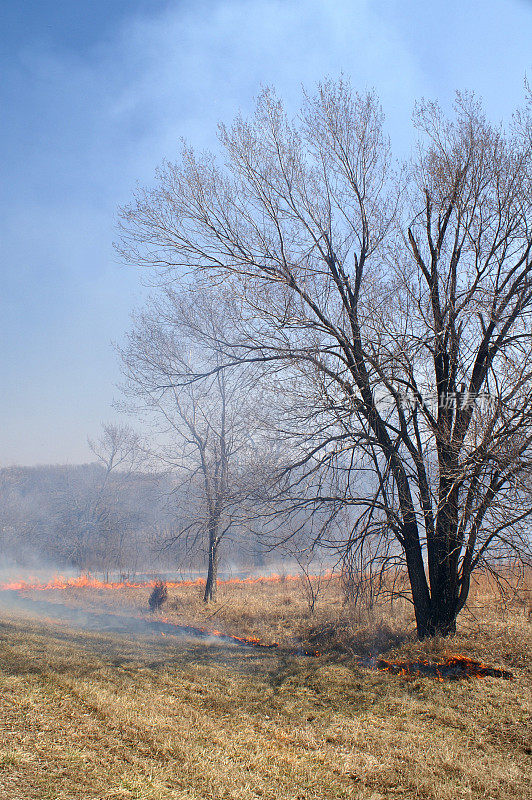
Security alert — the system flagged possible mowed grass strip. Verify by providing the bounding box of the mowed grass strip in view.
[0,593,530,800]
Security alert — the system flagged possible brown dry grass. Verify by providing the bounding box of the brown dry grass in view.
[0,573,530,799]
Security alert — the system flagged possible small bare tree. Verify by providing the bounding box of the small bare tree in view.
[119,290,264,601]
[85,423,143,579]
[291,548,333,615]
[118,80,532,636]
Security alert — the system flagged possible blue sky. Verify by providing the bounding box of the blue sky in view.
[1,0,531,465]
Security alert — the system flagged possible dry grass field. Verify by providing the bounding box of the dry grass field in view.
[0,573,530,800]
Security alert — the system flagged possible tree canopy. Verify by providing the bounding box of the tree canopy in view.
[118,79,532,636]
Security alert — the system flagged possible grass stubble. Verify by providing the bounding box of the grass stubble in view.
[0,574,530,800]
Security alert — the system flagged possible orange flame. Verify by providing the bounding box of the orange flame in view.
[371,654,512,680]
[0,572,322,592]
[153,616,280,650]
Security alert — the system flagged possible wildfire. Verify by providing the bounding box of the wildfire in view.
[364,654,513,680]
[152,617,280,649]
[0,572,309,593]
[0,570,321,655]
[151,618,322,655]
[0,575,511,674]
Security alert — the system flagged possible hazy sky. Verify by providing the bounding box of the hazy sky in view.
[1,0,531,466]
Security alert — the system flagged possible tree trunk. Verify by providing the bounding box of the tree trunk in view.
[416,472,461,638]
[203,530,219,602]
[402,515,462,638]
[409,547,460,638]
[416,600,458,638]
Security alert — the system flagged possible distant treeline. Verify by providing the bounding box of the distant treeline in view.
[0,464,263,578]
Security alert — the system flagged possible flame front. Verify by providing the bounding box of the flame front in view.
[0,571,323,654]
[0,573,311,592]
[370,654,513,680]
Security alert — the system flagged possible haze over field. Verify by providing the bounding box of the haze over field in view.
[1,0,531,465]
[1,8,531,798]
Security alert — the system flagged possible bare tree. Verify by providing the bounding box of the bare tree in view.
[119,290,264,601]
[88,423,143,476]
[290,546,333,615]
[79,423,145,579]
[118,79,532,636]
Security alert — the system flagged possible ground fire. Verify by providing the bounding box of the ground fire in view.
[0,576,517,678]
[150,616,280,649]
[360,654,514,680]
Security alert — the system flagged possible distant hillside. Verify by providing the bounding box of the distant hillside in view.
[0,463,184,577]
[0,463,265,578]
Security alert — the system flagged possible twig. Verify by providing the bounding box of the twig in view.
[203,598,232,620]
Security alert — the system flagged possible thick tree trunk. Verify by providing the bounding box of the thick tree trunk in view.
[203,531,219,603]
[403,512,462,638]
[418,571,461,637]
[416,469,461,638]
[415,598,458,638]
[403,535,432,638]
[410,550,461,638]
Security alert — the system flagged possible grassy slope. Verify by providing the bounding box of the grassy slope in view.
[0,581,530,800]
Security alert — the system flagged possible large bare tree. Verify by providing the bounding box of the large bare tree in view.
[118,80,532,636]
